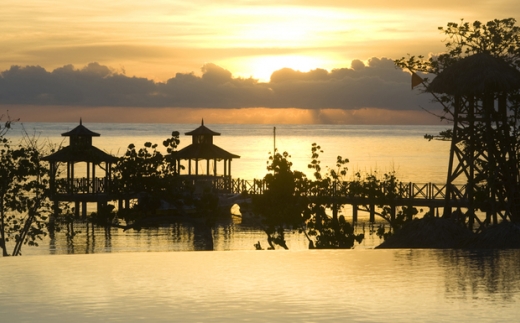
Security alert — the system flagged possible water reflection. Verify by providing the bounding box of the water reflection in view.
[24,219,335,255]
[192,223,214,251]
[438,250,520,302]
[0,249,519,323]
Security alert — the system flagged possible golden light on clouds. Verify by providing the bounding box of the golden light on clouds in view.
[1,1,520,123]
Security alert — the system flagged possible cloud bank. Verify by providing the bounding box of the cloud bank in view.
[0,58,436,112]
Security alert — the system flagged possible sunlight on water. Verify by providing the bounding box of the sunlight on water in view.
[17,123,450,182]
[0,250,519,322]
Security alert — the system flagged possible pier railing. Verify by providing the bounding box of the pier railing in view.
[53,176,466,206]
[219,177,465,203]
[55,177,110,195]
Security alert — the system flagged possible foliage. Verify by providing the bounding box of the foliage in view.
[304,143,364,248]
[252,144,364,249]
[0,115,52,256]
[347,170,420,239]
[114,131,184,219]
[252,150,308,249]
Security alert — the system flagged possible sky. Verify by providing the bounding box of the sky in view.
[1,0,519,124]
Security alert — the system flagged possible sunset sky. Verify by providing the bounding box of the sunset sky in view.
[1,1,519,124]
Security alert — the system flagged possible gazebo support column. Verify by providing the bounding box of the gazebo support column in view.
[87,162,90,193]
[71,162,75,194]
[66,162,71,194]
[92,163,96,194]
[224,159,227,177]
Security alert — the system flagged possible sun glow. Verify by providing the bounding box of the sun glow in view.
[231,55,330,82]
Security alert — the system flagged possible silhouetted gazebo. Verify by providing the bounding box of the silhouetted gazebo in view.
[42,120,119,217]
[174,120,240,192]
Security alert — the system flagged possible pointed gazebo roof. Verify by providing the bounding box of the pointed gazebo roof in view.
[61,118,101,137]
[42,120,118,163]
[176,120,239,160]
[185,119,221,136]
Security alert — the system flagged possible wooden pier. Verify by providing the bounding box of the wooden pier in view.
[214,177,471,222]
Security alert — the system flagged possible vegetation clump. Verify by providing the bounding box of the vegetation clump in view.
[376,217,475,249]
[252,144,365,250]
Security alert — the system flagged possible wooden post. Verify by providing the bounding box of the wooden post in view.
[332,181,338,221]
[352,204,358,223]
[92,163,96,193]
[87,161,90,193]
[224,159,228,177]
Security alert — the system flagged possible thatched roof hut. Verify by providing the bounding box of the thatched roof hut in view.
[427,53,520,95]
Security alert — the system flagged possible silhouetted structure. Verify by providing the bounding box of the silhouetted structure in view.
[175,120,240,193]
[42,120,119,217]
[428,53,520,228]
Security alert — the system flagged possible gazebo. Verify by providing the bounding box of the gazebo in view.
[174,120,240,192]
[42,120,119,217]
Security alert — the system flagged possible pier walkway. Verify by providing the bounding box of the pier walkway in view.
[214,177,469,223]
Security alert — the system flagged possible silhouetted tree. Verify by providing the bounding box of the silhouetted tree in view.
[304,143,364,248]
[0,115,52,256]
[252,150,308,249]
[114,131,183,219]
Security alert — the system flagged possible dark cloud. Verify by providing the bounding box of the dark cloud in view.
[0,58,436,111]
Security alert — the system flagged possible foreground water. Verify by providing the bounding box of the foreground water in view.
[1,249,519,322]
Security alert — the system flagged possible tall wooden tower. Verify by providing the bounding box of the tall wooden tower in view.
[428,53,520,228]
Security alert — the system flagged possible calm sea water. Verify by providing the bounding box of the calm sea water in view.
[0,249,519,322]
[3,123,519,322]
[18,122,451,182]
